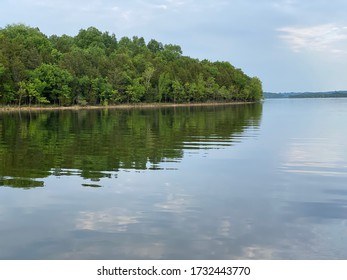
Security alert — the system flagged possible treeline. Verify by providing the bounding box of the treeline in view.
[263,91,347,99]
[289,91,347,98]
[0,24,263,107]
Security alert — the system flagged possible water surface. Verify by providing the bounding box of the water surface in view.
[0,99,346,259]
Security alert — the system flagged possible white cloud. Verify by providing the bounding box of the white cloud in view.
[155,4,168,10]
[23,0,83,9]
[272,0,298,11]
[278,23,347,53]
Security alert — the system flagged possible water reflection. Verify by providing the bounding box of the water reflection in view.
[286,201,347,220]
[0,104,262,187]
[3,99,347,259]
[0,177,44,188]
[76,208,141,233]
[282,137,347,177]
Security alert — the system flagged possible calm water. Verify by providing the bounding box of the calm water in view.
[0,99,347,259]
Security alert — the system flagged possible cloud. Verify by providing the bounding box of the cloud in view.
[272,0,298,11]
[278,23,347,53]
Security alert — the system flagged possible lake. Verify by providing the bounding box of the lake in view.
[0,99,347,260]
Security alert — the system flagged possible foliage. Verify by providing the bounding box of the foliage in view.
[0,24,263,106]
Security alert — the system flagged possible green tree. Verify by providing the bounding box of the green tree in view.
[16,78,48,106]
[32,63,73,105]
[142,65,155,98]
[185,82,197,102]
[158,73,171,102]
[0,63,5,77]
[147,39,163,54]
[196,74,206,101]
[49,34,74,53]
[16,81,27,107]
[0,24,53,70]
[160,44,182,61]
[248,77,263,101]
[205,77,219,101]
[171,79,185,103]
[126,78,145,103]
[75,27,104,49]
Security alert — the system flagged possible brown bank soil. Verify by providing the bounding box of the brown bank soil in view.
[0,102,256,112]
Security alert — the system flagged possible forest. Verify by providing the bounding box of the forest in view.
[0,24,263,107]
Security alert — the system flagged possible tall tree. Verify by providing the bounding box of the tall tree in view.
[32,63,73,105]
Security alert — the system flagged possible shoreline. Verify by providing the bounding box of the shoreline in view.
[0,101,257,112]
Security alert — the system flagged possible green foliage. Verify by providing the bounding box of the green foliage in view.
[160,44,183,61]
[158,73,171,102]
[147,39,163,54]
[32,63,73,105]
[171,79,185,103]
[0,24,263,106]
[126,77,145,103]
[0,63,5,77]
[17,78,48,106]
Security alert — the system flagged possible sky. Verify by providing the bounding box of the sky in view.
[1,0,347,92]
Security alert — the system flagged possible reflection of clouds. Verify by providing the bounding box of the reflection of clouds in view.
[281,138,347,177]
[117,242,166,259]
[155,193,192,213]
[286,201,347,220]
[240,246,275,259]
[76,208,140,233]
[218,218,232,237]
[65,241,166,260]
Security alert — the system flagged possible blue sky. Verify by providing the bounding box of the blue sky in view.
[1,0,347,92]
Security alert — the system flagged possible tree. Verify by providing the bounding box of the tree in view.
[0,63,5,77]
[218,86,229,100]
[0,24,53,69]
[185,82,197,102]
[160,44,182,61]
[29,78,48,105]
[16,81,27,107]
[171,79,185,103]
[16,78,48,106]
[147,39,163,54]
[126,78,145,103]
[248,77,263,101]
[75,27,104,49]
[158,73,171,102]
[195,74,206,101]
[49,34,74,53]
[142,65,155,97]
[205,77,219,101]
[32,63,73,105]
[131,36,147,56]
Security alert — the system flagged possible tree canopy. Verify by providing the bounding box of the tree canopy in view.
[0,24,263,106]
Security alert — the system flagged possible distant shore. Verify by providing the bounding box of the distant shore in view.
[0,102,257,112]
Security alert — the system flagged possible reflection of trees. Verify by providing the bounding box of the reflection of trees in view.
[0,177,44,189]
[0,104,262,186]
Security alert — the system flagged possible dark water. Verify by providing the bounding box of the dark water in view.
[0,99,346,259]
